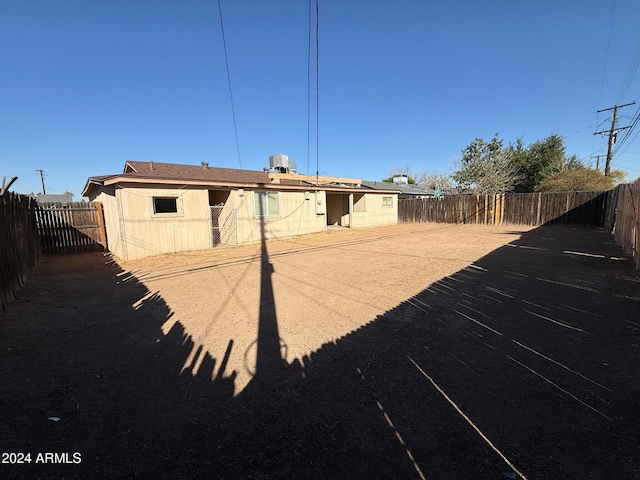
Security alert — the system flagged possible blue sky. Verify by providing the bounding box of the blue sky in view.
[1,0,639,198]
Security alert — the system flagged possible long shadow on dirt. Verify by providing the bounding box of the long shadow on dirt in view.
[1,226,639,479]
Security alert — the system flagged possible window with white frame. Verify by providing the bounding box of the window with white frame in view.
[254,191,280,217]
[382,196,393,207]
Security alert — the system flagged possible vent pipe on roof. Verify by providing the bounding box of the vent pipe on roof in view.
[202,161,209,169]
[149,161,154,171]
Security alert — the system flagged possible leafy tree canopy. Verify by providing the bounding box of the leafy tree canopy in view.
[451,133,617,194]
[451,134,522,194]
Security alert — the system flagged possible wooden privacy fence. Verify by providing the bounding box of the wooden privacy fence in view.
[0,193,40,313]
[503,191,610,226]
[606,179,640,269]
[399,191,611,227]
[35,202,107,254]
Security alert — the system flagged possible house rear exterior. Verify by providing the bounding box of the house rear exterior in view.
[83,161,399,261]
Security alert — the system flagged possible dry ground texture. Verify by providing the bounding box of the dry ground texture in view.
[1,223,639,479]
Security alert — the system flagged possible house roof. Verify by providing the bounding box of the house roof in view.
[82,161,271,197]
[31,193,74,204]
[83,161,402,197]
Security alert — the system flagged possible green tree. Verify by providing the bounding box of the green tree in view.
[455,133,591,193]
[512,134,569,192]
[452,134,521,194]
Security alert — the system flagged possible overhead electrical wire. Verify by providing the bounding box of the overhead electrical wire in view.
[618,38,640,103]
[597,0,616,106]
[217,0,243,171]
[315,0,320,185]
[216,0,263,249]
[307,0,312,180]
[612,106,640,157]
[592,1,617,157]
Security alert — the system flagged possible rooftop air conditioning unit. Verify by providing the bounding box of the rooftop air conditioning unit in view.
[269,154,297,174]
[393,174,409,185]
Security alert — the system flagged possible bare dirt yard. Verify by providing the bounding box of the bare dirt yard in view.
[1,223,639,479]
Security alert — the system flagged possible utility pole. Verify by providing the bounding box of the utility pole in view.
[590,155,601,171]
[35,169,46,194]
[594,101,635,175]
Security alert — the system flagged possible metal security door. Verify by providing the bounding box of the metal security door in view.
[210,205,237,247]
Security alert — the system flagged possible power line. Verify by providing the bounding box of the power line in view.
[217,0,242,171]
[618,38,640,103]
[611,161,640,173]
[612,106,640,157]
[315,0,320,185]
[306,0,312,180]
[579,147,605,164]
[592,1,617,157]
[561,123,600,140]
[597,0,616,105]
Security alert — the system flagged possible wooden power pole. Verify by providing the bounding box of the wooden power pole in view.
[35,169,47,194]
[594,101,635,175]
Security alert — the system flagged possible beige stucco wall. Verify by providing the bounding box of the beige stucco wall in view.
[92,184,210,261]
[89,184,397,260]
[91,185,330,260]
[350,193,398,229]
[91,186,124,259]
[233,189,327,245]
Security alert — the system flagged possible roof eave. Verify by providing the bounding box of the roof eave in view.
[97,175,401,194]
[81,178,105,197]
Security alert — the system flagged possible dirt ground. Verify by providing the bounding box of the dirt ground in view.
[1,223,639,479]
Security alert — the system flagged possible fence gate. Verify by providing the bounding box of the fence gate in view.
[35,202,107,254]
[210,205,237,248]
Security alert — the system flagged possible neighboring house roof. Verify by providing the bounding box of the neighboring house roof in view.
[362,181,436,197]
[31,193,74,203]
[83,161,402,197]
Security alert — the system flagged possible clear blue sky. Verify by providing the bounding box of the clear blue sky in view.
[1,0,639,198]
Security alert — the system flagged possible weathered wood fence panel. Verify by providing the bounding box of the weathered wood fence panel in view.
[502,191,610,226]
[35,202,107,254]
[607,179,640,269]
[399,191,611,227]
[399,195,502,225]
[0,193,41,313]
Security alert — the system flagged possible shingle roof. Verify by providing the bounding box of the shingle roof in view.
[82,161,271,197]
[32,193,74,204]
[125,161,269,184]
[82,161,403,197]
